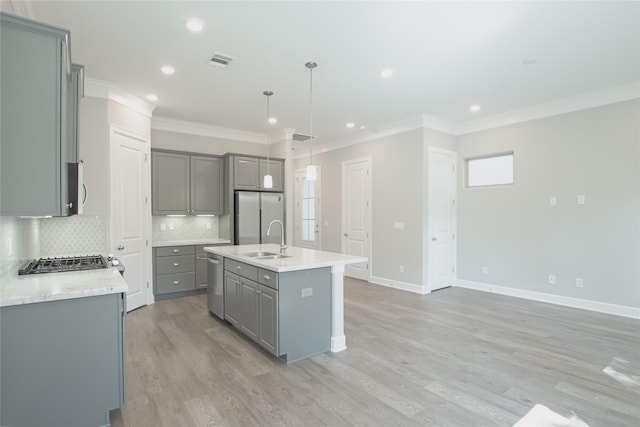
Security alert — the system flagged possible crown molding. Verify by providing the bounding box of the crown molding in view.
[85,78,155,118]
[152,116,267,144]
[455,82,640,135]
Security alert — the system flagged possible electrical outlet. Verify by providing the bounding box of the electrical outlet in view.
[549,196,557,206]
[160,223,166,231]
[399,265,404,273]
[206,222,212,230]
[169,223,175,230]
[576,278,584,288]
[548,274,556,284]
[482,266,489,275]
[577,195,586,205]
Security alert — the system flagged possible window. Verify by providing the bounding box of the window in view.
[301,178,315,242]
[467,153,514,187]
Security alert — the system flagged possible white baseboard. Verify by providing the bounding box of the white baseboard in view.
[456,280,640,319]
[368,275,429,294]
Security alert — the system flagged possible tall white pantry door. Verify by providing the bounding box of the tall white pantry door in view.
[110,127,151,311]
[342,158,371,281]
[428,147,457,291]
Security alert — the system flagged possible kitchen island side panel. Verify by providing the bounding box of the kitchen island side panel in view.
[279,267,332,363]
[0,293,124,427]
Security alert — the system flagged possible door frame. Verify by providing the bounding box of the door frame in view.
[294,167,322,250]
[341,156,372,281]
[109,125,153,309]
[427,147,457,292]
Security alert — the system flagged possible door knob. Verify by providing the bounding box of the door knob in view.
[117,244,125,250]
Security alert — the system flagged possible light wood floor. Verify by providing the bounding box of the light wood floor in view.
[110,279,640,427]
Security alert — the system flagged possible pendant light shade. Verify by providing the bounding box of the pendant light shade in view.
[263,90,274,189]
[305,61,317,182]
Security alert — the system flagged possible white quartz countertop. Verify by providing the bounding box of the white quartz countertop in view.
[203,244,367,273]
[0,267,128,307]
[153,238,231,248]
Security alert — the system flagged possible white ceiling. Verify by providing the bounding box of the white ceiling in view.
[12,1,640,144]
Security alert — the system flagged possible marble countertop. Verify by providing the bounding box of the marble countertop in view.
[204,244,367,273]
[0,267,128,307]
[152,238,231,248]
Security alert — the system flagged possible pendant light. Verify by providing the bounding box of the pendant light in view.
[305,61,317,182]
[263,90,274,189]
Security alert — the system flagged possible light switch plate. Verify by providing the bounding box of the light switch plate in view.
[301,288,313,298]
[549,196,557,206]
[577,195,586,205]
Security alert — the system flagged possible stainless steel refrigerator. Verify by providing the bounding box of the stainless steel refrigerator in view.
[235,191,284,244]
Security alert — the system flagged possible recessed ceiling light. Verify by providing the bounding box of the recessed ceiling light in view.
[268,117,277,124]
[522,58,538,66]
[346,122,355,128]
[161,65,175,75]
[146,94,158,102]
[185,18,204,32]
[470,104,481,112]
[380,68,393,79]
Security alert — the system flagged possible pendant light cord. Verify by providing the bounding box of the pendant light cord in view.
[310,66,313,165]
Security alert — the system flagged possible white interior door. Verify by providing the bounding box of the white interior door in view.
[294,168,321,250]
[110,127,151,311]
[428,147,457,291]
[342,158,370,281]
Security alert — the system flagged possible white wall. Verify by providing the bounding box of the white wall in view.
[456,99,640,309]
[151,129,271,157]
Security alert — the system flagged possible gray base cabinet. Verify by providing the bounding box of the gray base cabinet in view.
[154,244,213,300]
[0,293,125,427]
[222,258,331,363]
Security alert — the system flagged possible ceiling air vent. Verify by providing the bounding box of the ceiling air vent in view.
[292,133,311,141]
[209,53,234,68]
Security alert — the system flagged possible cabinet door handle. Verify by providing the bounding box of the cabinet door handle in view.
[263,275,270,281]
[173,281,180,285]
[173,262,180,267]
[256,289,261,294]
[173,249,180,253]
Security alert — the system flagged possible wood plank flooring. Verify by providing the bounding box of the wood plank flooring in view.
[110,279,640,426]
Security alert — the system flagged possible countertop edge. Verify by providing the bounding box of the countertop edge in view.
[203,244,368,273]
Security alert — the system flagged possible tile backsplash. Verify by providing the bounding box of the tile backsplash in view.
[0,215,107,281]
[38,215,107,256]
[152,216,220,243]
[0,216,38,279]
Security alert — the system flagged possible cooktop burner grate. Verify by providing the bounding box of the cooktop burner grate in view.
[19,255,109,275]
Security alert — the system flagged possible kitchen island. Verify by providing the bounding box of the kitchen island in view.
[204,244,367,363]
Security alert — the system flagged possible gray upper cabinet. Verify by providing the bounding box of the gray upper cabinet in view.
[233,156,284,191]
[191,155,223,215]
[233,156,260,190]
[0,13,81,216]
[259,159,284,192]
[152,150,223,216]
[152,151,190,215]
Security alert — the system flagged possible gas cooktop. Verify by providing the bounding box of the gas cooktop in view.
[19,255,109,275]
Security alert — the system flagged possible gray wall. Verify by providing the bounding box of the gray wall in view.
[456,99,640,308]
[294,128,426,286]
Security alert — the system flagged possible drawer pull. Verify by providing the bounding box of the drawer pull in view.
[173,262,180,267]
[236,266,242,271]
[264,275,270,281]
[173,249,180,253]
[173,281,180,285]
[256,289,261,294]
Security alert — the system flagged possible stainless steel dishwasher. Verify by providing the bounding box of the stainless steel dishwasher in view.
[207,253,224,319]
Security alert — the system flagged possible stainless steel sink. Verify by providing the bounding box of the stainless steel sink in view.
[243,251,279,257]
[255,254,292,260]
